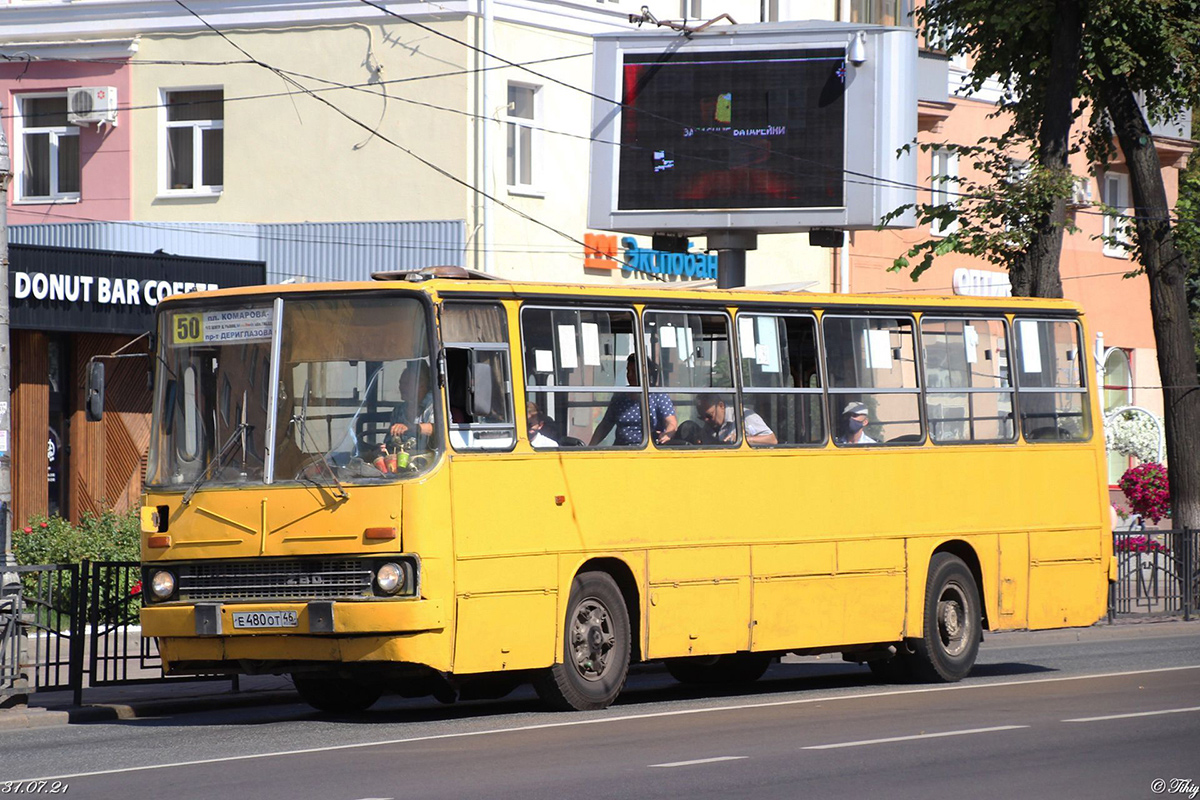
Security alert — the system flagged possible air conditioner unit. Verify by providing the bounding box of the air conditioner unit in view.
[1067,177,1093,209]
[67,86,118,126]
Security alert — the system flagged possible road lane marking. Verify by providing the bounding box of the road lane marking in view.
[802,725,1029,750]
[20,664,1200,783]
[649,756,747,768]
[1063,706,1200,723]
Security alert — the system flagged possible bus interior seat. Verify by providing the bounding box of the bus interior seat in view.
[558,436,585,447]
[887,433,924,444]
[1026,426,1072,441]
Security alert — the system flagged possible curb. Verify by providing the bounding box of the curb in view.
[0,707,73,732]
[0,688,302,730]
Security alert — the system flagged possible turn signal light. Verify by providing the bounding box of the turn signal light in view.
[147,535,171,548]
[364,527,397,541]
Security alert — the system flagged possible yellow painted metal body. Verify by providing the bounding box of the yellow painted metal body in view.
[143,280,1112,677]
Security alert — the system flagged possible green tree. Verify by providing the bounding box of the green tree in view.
[900,0,1200,528]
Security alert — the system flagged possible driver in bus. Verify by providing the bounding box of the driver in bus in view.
[390,361,435,451]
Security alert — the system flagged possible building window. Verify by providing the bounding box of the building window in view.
[1103,172,1131,257]
[14,95,80,202]
[930,147,959,237]
[1103,348,1134,484]
[163,89,224,193]
[848,0,913,26]
[505,83,539,191]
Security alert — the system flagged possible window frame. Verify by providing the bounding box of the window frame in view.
[13,92,81,204]
[159,86,225,197]
[1013,316,1091,443]
[519,303,645,450]
[821,311,926,447]
[930,147,960,237]
[504,81,542,196]
[643,306,739,449]
[919,314,1017,445]
[1102,171,1131,258]
[734,310,827,448]
[442,301,518,454]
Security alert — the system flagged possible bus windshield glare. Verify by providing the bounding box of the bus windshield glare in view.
[146,295,437,489]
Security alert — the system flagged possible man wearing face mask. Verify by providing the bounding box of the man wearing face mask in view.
[839,401,877,445]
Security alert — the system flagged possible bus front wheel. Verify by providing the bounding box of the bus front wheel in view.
[292,673,383,713]
[534,571,631,711]
[910,553,981,683]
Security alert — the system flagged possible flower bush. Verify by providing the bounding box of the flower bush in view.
[1113,534,1170,554]
[1118,462,1171,523]
[1104,409,1162,464]
[11,508,142,626]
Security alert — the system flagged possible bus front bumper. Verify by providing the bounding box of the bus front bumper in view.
[141,598,444,638]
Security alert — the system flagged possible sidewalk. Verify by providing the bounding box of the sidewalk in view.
[0,674,299,731]
[1,617,1195,731]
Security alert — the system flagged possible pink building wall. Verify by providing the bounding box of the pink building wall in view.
[1,59,132,223]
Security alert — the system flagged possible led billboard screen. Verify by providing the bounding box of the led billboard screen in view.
[617,48,846,211]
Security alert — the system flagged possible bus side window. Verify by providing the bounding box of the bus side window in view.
[521,306,640,448]
[737,312,824,446]
[1014,318,1090,441]
[922,317,1015,443]
[442,303,516,451]
[824,315,923,446]
[645,310,736,447]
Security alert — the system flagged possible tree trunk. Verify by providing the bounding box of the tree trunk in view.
[1101,75,1200,529]
[1009,0,1080,299]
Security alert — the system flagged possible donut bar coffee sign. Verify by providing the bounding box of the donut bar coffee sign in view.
[9,244,266,334]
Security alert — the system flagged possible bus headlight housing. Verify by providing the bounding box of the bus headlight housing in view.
[375,562,406,595]
[150,569,177,600]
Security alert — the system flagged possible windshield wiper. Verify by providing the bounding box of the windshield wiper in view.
[289,379,350,502]
[182,421,253,505]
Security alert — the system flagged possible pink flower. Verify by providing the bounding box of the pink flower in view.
[22,526,32,534]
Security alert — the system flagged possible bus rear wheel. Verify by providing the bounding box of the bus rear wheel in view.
[534,571,631,711]
[909,553,981,682]
[666,653,773,685]
[292,673,383,713]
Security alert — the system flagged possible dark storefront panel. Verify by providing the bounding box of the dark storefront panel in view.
[10,245,267,335]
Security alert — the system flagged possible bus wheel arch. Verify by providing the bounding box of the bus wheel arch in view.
[573,557,643,663]
[535,567,633,711]
[909,551,983,683]
[930,540,990,631]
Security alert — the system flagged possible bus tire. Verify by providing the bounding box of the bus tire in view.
[534,571,631,711]
[910,553,981,683]
[292,673,383,713]
[666,653,773,685]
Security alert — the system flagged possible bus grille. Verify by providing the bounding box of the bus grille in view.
[176,559,375,601]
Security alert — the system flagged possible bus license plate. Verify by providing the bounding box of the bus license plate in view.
[232,610,299,629]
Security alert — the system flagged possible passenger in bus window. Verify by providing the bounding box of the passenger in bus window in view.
[526,401,559,448]
[390,361,434,449]
[837,401,877,445]
[590,355,677,446]
[694,393,776,445]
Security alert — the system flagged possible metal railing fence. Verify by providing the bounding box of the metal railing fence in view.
[1109,528,1198,621]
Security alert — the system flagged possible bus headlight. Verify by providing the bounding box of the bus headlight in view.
[375,562,405,595]
[150,570,176,599]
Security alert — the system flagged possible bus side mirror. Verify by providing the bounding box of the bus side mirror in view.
[470,361,493,417]
[85,362,106,422]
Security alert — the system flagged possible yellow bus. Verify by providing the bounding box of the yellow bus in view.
[129,268,1113,712]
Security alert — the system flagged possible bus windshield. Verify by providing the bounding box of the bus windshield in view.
[146,294,437,490]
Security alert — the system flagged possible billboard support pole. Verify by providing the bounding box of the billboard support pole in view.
[709,230,756,289]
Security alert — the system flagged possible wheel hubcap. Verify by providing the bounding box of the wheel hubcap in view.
[570,598,615,682]
[937,583,970,657]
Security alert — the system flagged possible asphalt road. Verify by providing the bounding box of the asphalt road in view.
[3,621,1198,800]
